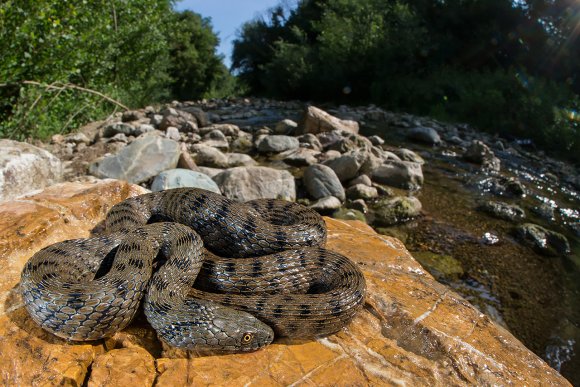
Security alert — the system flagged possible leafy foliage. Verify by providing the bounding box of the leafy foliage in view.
[232,0,579,163]
[0,0,234,140]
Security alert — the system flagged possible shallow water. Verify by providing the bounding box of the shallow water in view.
[364,129,580,384]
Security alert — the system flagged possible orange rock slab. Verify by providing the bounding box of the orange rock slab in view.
[0,181,570,386]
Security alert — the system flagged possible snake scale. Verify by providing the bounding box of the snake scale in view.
[20,188,366,352]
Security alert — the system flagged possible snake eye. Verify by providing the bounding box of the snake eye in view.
[242,332,254,344]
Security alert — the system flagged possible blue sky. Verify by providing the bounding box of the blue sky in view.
[174,0,283,68]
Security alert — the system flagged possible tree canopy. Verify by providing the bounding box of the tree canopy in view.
[0,0,234,140]
[232,0,579,162]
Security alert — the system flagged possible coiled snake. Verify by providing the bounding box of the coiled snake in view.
[20,188,366,352]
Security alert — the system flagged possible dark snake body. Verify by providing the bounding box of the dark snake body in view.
[20,188,366,352]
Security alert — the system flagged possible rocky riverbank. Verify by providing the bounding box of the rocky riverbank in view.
[1,97,579,383]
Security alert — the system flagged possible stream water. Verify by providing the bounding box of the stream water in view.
[365,127,580,384]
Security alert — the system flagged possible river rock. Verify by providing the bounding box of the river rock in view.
[199,124,239,137]
[464,140,501,172]
[274,119,298,135]
[0,140,63,201]
[213,166,296,201]
[371,160,424,190]
[150,169,221,193]
[89,136,180,184]
[280,148,319,167]
[303,164,345,201]
[332,208,366,222]
[515,223,571,256]
[300,106,359,135]
[257,135,300,153]
[345,184,378,200]
[226,153,258,167]
[478,201,526,222]
[322,150,366,182]
[308,196,342,211]
[103,122,137,138]
[393,148,425,164]
[0,181,569,386]
[297,133,323,151]
[347,174,372,187]
[368,135,384,146]
[165,126,181,141]
[371,196,422,226]
[407,126,441,145]
[193,144,229,168]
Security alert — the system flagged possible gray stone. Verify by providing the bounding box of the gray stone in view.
[464,140,501,172]
[106,133,128,143]
[393,148,425,164]
[196,166,224,178]
[371,160,424,190]
[89,136,180,184]
[348,174,372,187]
[368,135,384,146]
[226,153,257,167]
[346,184,378,200]
[121,110,146,122]
[0,140,63,201]
[230,136,253,154]
[303,164,346,201]
[203,129,228,142]
[257,135,300,153]
[372,196,423,226]
[317,130,345,151]
[299,106,359,134]
[531,203,555,221]
[274,119,298,135]
[136,124,156,136]
[347,199,368,214]
[213,166,296,202]
[478,201,525,222]
[151,169,221,193]
[165,126,181,141]
[332,208,366,222]
[323,150,366,182]
[193,145,229,168]
[407,126,441,145]
[280,148,319,167]
[199,124,239,137]
[64,132,91,145]
[298,133,322,151]
[309,196,342,211]
[103,122,136,138]
[515,223,570,256]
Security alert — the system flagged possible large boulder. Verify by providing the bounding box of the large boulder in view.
[150,169,220,193]
[89,136,180,184]
[303,164,346,201]
[299,106,359,135]
[371,160,424,190]
[213,166,296,202]
[0,180,567,386]
[0,140,63,201]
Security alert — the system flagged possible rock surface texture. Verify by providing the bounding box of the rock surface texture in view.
[0,139,63,201]
[0,180,570,386]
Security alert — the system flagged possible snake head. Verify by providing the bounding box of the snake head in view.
[211,306,274,352]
